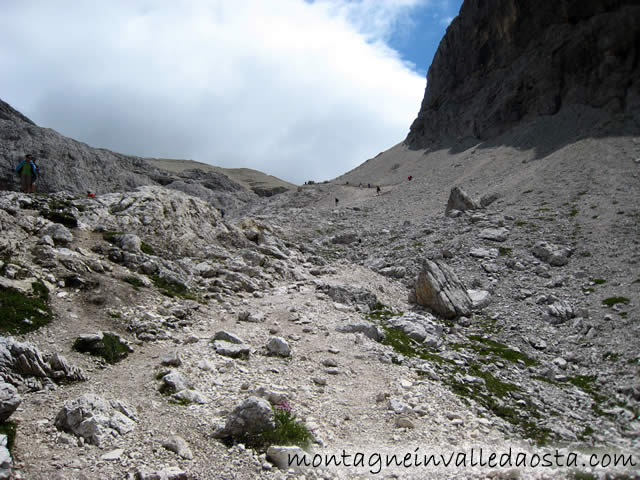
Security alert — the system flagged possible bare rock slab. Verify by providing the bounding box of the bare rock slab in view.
[479,227,509,242]
[413,259,472,319]
[213,340,250,358]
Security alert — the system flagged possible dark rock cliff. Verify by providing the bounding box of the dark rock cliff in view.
[406,0,640,148]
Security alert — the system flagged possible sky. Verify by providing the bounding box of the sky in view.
[0,0,462,184]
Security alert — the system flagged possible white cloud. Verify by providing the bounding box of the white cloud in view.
[0,0,427,184]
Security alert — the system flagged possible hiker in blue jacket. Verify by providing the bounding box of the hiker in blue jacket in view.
[15,154,39,193]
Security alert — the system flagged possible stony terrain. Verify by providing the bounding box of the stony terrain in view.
[0,112,638,478]
[1,1,639,478]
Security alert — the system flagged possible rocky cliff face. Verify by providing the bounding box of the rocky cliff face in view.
[406,0,640,147]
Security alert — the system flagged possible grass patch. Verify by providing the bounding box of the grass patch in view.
[592,278,606,285]
[532,375,558,385]
[569,206,578,217]
[123,276,145,289]
[237,401,312,451]
[602,297,630,307]
[103,231,124,244]
[515,221,527,227]
[498,247,512,257]
[41,199,79,228]
[445,364,552,446]
[466,335,538,366]
[411,242,424,248]
[72,332,131,364]
[150,275,197,300]
[366,306,451,366]
[0,282,52,334]
[256,402,312,449]
[603,352,620,362]
[140,242,154,255]
[0,421,17,452]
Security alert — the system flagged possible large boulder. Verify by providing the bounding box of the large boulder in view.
[445,186,480,216]
[214,396,275,439]
[532,241,573,266]
[386,312,443,348]
[413,259,472,319]
[55,394,138,447]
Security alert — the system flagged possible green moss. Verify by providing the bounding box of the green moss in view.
[569,207,579,217]
[603,352,620,362]
[498,247,512,257]
[41,199,79,228]
[155,370,171,381]
[140,242,154,255]
[444,364,552,446]
[102,231,124,244]
[123,276,145,288]
[532,375,558,385]
[602,297,630,306]
[72,332,130,364]
[515,221,527,227]
[150,275,197,300]
[466,335,538,366]
[0,283,52,334]
[0,421,17,452]
[411,242,424,247]
[592,278,606,285]
[41,210,78,228]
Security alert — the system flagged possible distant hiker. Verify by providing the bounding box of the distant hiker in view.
[15,154,39,193]
[408,175,413,181]
[368,183,371,188]
[87,191,96,198]
[220,208,225,218]
[376,185,381,195]
[335,198,339,207]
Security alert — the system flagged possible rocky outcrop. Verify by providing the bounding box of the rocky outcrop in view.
[412,259,472,319]
[0,337,86,390]
[407,0,640,147]
[0,98,291,212]
[55,394,138,446]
